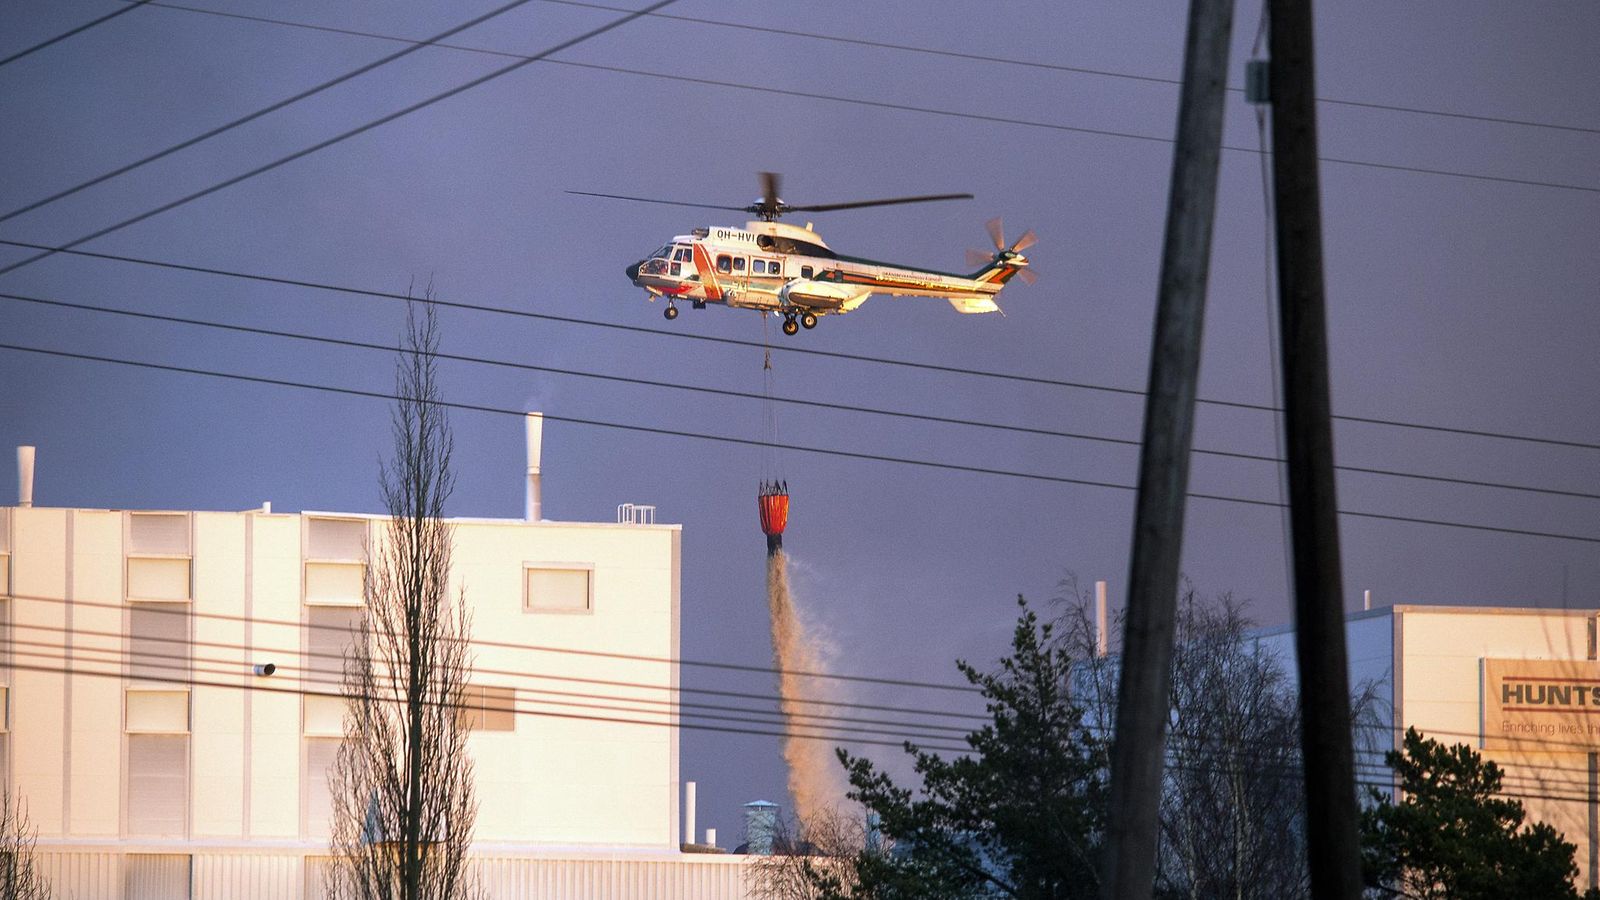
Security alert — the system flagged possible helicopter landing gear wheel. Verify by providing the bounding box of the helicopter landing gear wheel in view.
[663,304,679,321]
[781,316,800,336]
[800,312,818,330]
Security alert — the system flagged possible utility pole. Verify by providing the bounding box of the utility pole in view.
[1101,0,1234,896]
[1267,1,1364,897]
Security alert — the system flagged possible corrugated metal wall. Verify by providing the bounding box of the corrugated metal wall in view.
[473,855,749,899]
[194,853,303,900]
[36,850,121,898]
[32,851,751,899]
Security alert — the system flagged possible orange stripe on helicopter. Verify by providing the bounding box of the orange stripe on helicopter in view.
[692,244,722,300]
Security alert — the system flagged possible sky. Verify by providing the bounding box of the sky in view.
[2,0,1598,842]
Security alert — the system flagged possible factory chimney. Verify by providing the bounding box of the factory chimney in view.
[757,481,788,555]
[525,413,543,521]
[17,446,35,508]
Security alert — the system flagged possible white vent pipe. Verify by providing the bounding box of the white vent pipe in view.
[1095,580,1109,657]
[685,781,697,847]
[525,413,543,521]
[705,827,717,847]
[17,446,35,508]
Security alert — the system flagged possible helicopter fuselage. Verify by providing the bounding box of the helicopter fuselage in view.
[626,220,1019,330]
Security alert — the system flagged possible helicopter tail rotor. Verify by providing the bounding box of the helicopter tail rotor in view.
[972,219,1038,286]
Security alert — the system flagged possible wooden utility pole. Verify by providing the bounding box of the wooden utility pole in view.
[1101,0,1235,896]
[1267,1,1364,897]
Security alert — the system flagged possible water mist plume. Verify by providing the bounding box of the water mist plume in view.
[767,549,848,823]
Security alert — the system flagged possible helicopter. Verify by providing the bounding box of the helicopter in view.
[570,173,1036,336]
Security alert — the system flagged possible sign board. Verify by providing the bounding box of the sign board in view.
[1483,658,1600,753]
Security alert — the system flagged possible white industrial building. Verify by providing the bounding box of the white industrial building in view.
[1258,602,1600,893]
[0,423,752,898]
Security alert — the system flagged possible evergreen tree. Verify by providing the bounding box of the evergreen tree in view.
[1361,727,1583,900]
[809,597,1106,900]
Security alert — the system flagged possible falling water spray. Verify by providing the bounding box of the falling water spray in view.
[759,481,847,824]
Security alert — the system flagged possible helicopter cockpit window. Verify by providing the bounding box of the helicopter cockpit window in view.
[715,255,732,273]
[650,244,672,259]
[673,247,692,262]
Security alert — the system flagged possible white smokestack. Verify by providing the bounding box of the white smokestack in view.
[17,446,35,508]
[684,781,697,847]
[1095,580,1109,657]
[705,827,717,848]
[524,413,543,521]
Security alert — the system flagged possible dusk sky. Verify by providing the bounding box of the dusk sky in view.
[2,0,1597,840]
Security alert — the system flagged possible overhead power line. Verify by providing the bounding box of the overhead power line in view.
[3,591,984,696]
[4,339,1599,547]
[13,637,1599,800]
[0,655,970,752]
[8,287,1599,504]
[132,0,1600,137]
[5,236,1598,456]
[0,1,154,70]
[8,651,1600,806]
[2,639,972,745]
[0,0,679,280]
[5,610,985,728]
[86,2,1600,196]
[0,0,551,224]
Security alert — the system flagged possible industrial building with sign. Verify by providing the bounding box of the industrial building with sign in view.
[1257,603,1600,892]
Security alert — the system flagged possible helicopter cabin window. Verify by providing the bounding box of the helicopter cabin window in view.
[751,260,765,274]
[715,255,731,273]
[732,257,746,273]
[801,266,814,279]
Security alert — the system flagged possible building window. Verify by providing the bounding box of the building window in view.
[129,602,189,682]
[305,518,367,606]
[306,606,361,695]
[524,565,592,613]
[303,694,346,737]
[462,684,516,732]
[126,689,189,732]
[303,737,341,838]
[127,513,191,602]
[125,854,192,900]
[126,733,188,837]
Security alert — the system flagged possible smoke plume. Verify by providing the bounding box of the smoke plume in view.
[767,549,848,823]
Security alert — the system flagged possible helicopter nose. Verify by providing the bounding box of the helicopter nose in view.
[625,261,641,283]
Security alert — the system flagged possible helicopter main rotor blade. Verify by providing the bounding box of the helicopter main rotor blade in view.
[1011,229,1037,253]
[786,192,974,214]
[761,171,782,212]
[565,190,745,213]
[986,217,1006,251]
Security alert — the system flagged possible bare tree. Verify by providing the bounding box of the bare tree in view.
[329,299,482,900]
[747,809,869,900]
[0,789,51,900]
[1056,579,1384,900]
[1156,593,1309,900]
